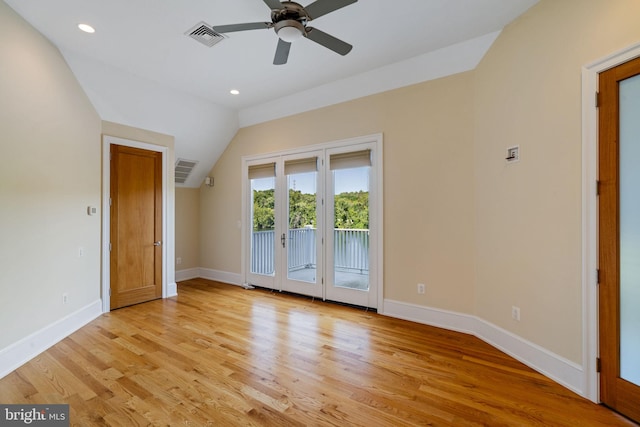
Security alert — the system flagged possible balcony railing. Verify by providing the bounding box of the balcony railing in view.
[251,228,369,275]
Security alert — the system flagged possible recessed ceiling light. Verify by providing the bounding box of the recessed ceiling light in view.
[78,24,95,33]
[230,89,240,95]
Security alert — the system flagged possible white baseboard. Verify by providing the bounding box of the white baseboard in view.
[175,268,200,282]
[0,299,103,380]
[474,317,584,396]
[197,268,242,286]
[383,300,477,335]
[167,281,178,298]
[383,299,585,398]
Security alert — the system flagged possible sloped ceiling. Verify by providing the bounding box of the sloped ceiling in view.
[4,0,538,187]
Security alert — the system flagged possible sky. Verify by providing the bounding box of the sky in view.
[252,167,370,195]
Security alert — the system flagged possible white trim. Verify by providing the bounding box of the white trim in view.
[383,299,585,396]
[581,41,640,403]
[199,268,243,286]
[175,268,201,282]
[383,300,476,334]
[475,318,584,396]
[101,135,171,312]
[167,281,178,297]
[0,300,102,380]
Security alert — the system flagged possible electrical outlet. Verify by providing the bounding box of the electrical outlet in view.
[511,306,521,321]
[417,283,426,294]
[62,293,69,304]
[78,247,84,257]
[176,257,182,265]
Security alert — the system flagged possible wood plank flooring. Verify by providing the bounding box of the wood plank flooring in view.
[0,278,635,426]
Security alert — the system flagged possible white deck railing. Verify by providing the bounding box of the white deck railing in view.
[251,228,369,275]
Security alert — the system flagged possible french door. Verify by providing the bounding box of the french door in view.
[598,56,640,423]
[243,137,381,309]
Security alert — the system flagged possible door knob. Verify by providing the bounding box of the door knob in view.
[153,241,162,246]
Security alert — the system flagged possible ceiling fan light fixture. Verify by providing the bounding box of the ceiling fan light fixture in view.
[275,20,304,43]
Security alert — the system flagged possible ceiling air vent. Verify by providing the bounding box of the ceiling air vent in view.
[185,21,226,48]
[175,158,198,184]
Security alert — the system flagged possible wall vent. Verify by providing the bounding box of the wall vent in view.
[185,21,226,48]
[175,158,198,184]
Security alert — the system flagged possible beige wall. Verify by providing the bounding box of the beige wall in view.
[201,72,477,314]
[176,187,200,270]
[200,0,640,366]
[0,2,101,348]
[474,0,640,364]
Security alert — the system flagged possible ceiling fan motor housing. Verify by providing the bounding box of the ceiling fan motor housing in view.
[272,2,308,42]
[271,2,308,24]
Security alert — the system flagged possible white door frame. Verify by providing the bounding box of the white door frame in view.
[101,135,170,313]
[582,41,640,403]
[241,133,384,310]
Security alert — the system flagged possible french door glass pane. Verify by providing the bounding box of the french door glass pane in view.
[287,171,317,283]
[251,176,275,276]
[619,73,640,387]
[333,166,369,290]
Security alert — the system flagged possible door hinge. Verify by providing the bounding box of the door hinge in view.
[109,242,112,252]
[596,180,600,196]
[596,357,601,373]
[109,198,112,206]
[109,288,111,296]
[595,91,600,108]
[596,269,600,284]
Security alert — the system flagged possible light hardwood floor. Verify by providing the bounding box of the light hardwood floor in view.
[0,278,635,426]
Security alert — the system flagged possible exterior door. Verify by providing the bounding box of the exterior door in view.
[245,154,323,296]
[244,140,380,310]
[325,148,377,308]
[110,144,163,309]
[247,161,277,289]
[281,152,323,297]
[599,55,640,423]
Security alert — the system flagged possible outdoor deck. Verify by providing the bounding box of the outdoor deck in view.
[251,228,370,290]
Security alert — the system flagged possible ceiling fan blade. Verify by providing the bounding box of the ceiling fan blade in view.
[274,38,292,65]
[212,22,270,33]
[263,0,283,10]
[305,27,352,56]
[304,0,357,20]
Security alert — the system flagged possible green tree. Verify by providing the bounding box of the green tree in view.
[253,189,274,231]
[334,191,368,229]
[288,189,316,229]
[252,189,369,230]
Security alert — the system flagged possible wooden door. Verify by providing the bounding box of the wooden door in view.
[110,144,163,309]
[599,56,640,423]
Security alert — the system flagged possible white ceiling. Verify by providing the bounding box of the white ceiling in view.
[5,0,538,187]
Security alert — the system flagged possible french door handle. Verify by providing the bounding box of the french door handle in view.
[281,233,286,248]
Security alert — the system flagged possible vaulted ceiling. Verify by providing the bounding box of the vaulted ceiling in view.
[5,0,538,187]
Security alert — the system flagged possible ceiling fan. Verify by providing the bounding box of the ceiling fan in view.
[213,0,357,65]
